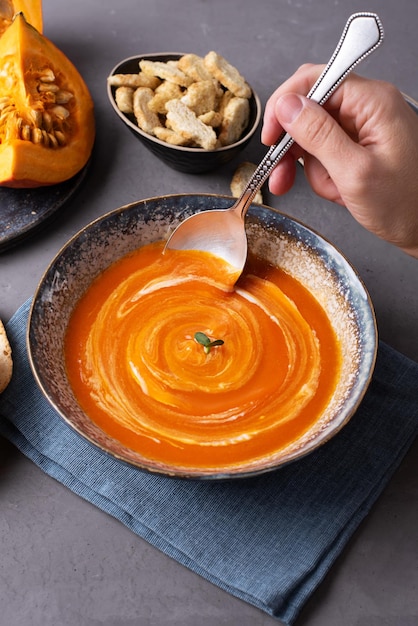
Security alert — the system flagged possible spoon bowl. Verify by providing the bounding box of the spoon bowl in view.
[165,12,384,275]
[164,206,248,270]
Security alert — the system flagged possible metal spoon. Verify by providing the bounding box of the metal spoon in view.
[164,12,384,275]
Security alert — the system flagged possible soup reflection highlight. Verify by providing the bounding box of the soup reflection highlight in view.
[65,241,341,471]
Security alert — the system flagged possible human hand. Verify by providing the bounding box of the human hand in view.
[261,64,418,258]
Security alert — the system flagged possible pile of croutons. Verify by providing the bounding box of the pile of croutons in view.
[108,51,252,150]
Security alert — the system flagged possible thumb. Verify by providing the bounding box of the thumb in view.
[275,93,357,177]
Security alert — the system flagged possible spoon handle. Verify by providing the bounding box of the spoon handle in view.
[237,12,384,216]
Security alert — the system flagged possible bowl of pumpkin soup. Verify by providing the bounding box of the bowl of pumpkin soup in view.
[28,194,377,478]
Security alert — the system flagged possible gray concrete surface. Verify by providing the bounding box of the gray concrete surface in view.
[1,0,417,624]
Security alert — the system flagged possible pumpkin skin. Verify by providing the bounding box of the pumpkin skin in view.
[0,13,95,187]
[0,0,43,36]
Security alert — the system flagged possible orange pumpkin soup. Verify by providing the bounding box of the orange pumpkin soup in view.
[65,240,341,471]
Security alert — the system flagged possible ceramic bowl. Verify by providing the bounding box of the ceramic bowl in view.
[107,53,262,174]
[28,194,377,479]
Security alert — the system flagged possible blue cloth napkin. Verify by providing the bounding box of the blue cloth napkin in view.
[1,299,418,625]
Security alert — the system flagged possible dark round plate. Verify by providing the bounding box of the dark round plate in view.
[0,164,88,253]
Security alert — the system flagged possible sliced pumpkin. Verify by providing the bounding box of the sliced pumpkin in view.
[0,0,43,36]
[0,13,94,187]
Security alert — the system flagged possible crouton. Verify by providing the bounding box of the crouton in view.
[165,99,217,150]
[139,60,193,87]
[218,96,250,146]
[133,87,162,134]
[230,162,263,203]
[204,51,251,98]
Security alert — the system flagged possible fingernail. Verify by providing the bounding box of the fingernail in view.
[276,93,304,124]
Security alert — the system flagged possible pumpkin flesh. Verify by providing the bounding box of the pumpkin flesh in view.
[0,0,43,36]
[0,13,94,187]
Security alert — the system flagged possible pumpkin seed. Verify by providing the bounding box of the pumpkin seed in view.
[51,105,70,120]
[39,68,56,83]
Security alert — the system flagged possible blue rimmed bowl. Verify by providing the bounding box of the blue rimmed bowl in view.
[28,194,377,479]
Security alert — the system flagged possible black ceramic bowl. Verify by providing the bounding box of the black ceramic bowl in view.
[28,194,377,479]
[107,52,262,174]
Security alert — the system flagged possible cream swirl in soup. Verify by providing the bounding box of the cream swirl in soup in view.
[65,241,341,471]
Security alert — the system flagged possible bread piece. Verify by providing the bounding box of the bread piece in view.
[148,81,183,114]
[114,86,134,114]
[153,126,191,146]
[165,99,217,150]
[177,53,214,82]
[181,79,223,117]
[218,96,250,146]
[204,51,251,98]
[0,319,12,393]
[108,73,161,89]
[198,110,223,127]
[139,60,193,87]
[230,162,263,204]
[133,87,162,135]
[217,89,234,118]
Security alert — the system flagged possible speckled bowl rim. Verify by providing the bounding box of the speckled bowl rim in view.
[27,194,377,480]
[106,52,262,154]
